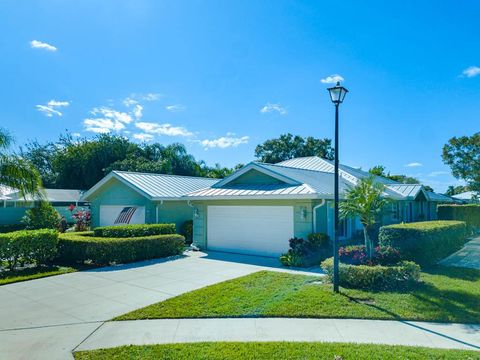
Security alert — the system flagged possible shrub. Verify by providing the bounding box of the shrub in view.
[280,234,331,267]
[93,223,176,238]
[338,245,401,266]
[22,201,60,230]
[180,220,193,245]
[0,229,59,270]
[321,257,420,290]
[378,221,467,267]
[438,204,480,233]
[57,232,185,265]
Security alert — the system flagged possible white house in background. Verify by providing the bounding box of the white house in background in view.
[452,191,479,203]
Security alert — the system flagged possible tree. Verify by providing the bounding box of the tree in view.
[442,133,480,191]
[339,176,389,258]
[0,128,43,198]
[255,133,334,163]
[22,201,60,230]
[368,165,433,192]
[445,185,470,196]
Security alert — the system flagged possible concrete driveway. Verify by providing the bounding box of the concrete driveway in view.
[440,236,480,269]
[0,251,320,360]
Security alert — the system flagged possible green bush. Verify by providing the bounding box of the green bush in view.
[180,220,193,245]
[57,232,185,265]
[22,201,60,230]
[438,204,480,233]
[378,221,467,267]
[321,257,420,290]
[0,229,59,270]
[93,223,176,238]
[307,233,330,248]
[280,234,331,267]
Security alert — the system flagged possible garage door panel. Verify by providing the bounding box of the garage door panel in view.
[99,205,145,227]
[207,206,293,257]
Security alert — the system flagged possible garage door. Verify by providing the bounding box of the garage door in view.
[207,206,294,257]
[99,206,145,227]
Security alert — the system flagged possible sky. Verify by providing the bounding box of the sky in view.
[1,0,479,193]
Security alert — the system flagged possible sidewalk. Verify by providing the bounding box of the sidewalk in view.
[75,318,480,352]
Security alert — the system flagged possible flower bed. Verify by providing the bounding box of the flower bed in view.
[321,257,420,290]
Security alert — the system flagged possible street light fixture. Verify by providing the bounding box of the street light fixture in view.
[327,81,348,293]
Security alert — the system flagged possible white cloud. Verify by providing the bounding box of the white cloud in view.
[320,74,344,84]
[142,93,161,101]
[36,99,69,117]
[123,97,138,107]
[30,40,57,52]
[133,104,143,119]
[405,162,423,168]
[71,132,81,137]
[200,134,250,149]
[260,103,287,115]
[91,107,132,124]
[427,170,449,177]
[133,133,154,142]
[165,104,186,112]
[135,121,193,137]
[84,118,125,133]
[461,66,480,78]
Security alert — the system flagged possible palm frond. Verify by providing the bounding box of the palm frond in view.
[0,155,44,199]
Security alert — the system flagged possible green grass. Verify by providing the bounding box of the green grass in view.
[116,266,480,324]
[0,265,77,285]
[73,342,480,360]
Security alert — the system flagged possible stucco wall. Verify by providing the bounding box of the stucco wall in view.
[155,201,193,234]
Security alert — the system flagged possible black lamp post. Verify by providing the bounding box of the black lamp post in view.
[327,81,348,293]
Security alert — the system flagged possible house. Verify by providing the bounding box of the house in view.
[83,156,454,258]
[185,156,455,257]
[0,188,87,225]
[80,171,219,231]
[452,191,479,204]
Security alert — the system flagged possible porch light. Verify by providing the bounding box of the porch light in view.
[327,82,348,104]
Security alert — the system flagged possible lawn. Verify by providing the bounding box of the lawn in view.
[116,266,480,324]
[0,265,77,285]
[73,342,480,360]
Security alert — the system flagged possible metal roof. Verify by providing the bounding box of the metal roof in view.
[82,171,220,201]
[426,191,456,203]
[452,191,478,200]
[5,189,84,202]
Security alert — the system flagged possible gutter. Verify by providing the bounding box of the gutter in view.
[312,199,326,233]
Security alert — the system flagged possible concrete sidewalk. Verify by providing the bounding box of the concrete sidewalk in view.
[441,236,480,269]
[76,318,480,352]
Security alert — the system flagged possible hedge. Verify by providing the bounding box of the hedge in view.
[57,232,185,265]
[321,257,420,290]
[0,229,59,270]
[438,204,480,233]
[93,223,176,238]
[378,221,467,267]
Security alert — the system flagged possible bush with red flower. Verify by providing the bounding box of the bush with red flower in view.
[68,205,91,232]
[338,245,401,266]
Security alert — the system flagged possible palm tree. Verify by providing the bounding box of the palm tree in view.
[0,128,43,198]
[339,176,389,258]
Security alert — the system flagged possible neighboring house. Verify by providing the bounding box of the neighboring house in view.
[83,156,454,258]
[452,191,479,204]
[0,188,87,225]
[80,171,219,231]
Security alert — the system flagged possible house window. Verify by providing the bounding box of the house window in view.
[391,203,399,220]
[338,218,349,238]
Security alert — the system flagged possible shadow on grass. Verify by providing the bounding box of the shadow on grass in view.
[423,265,480,282]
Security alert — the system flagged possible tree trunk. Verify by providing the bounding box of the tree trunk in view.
[363,226,374,259]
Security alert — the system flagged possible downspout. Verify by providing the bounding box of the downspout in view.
[156,200,163,223]
[312,199,326,233]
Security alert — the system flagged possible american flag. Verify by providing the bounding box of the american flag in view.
[114,207,137,224]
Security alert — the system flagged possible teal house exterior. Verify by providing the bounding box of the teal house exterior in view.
[83,157,455,257]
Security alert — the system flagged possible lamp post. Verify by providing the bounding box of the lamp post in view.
[327,81,348,293]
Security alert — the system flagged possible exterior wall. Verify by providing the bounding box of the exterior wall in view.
[155,201,194,233]
[89,178,155,228]
[229,169,284,185]
[191,199,316,249]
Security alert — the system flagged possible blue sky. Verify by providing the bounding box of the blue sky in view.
[1,1,479,192]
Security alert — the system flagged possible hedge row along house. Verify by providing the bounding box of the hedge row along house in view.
[82,156,456,258]
[0,188,87,225]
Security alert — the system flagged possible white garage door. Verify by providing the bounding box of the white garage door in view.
[207,206,294,257]
[99,205,145,227]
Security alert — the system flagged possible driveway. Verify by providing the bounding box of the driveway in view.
[0,251,321,360]
[440,236,480,269]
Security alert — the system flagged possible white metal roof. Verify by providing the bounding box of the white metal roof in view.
[5,189,84,202]
[82,171,220,201]
[452,191,478,201]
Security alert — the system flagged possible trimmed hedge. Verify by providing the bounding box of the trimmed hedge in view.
[438,204,480,233]
[378,221,467,267]
[57,232,185,265]
[321,257,420,290]
[93,224,176,238]
[0,229,59,270]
